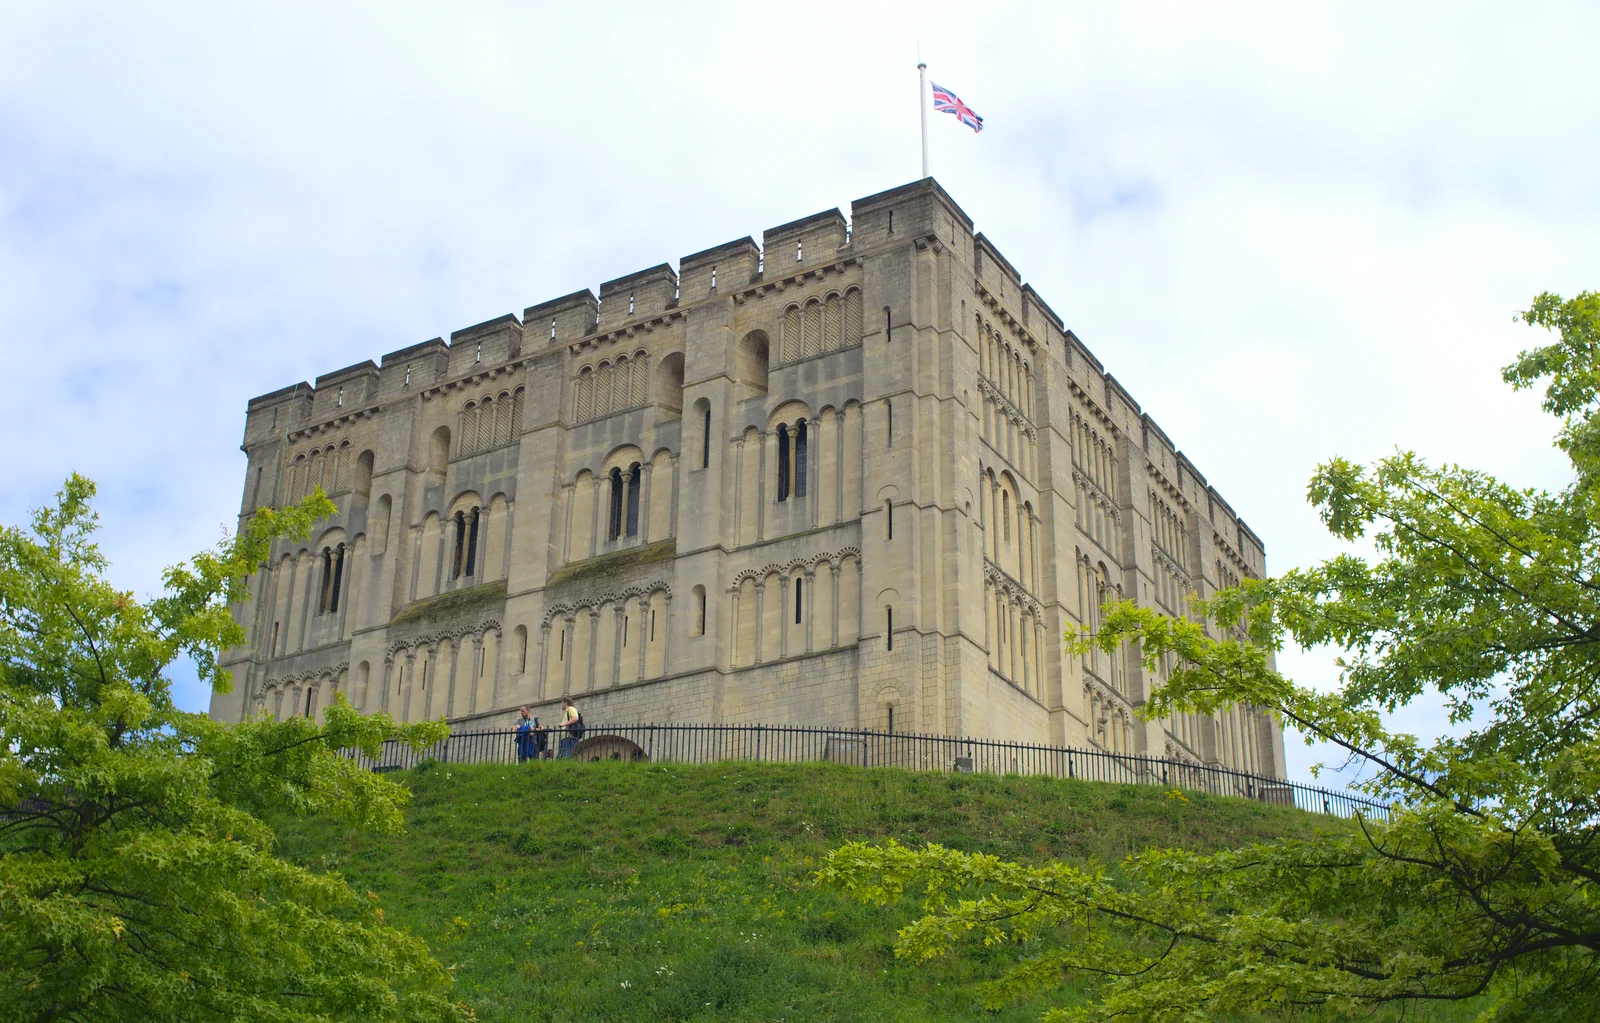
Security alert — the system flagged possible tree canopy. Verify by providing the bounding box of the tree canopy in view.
[0,477,467,1022]
[819,292,1600,1021]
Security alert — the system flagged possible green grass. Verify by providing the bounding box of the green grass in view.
[274,761,1470,1022]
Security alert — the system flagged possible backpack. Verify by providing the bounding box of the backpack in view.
[568,712,585,741]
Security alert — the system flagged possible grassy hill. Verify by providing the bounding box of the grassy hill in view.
[274,760,1461,1022]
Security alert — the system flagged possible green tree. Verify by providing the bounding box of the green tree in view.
[818,292,1600,1022]
[0,477,466,1023]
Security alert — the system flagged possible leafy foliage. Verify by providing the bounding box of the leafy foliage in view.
[818,293,1600,1021]
[0,476,465,1022]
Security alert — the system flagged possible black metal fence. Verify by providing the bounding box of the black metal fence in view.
[345,723,1390,820]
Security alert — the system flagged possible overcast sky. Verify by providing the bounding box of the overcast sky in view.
[4,2,1597,786]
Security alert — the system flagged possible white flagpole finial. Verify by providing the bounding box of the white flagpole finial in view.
[917,55,930,179]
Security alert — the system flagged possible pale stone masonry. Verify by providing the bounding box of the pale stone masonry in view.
[210,178,1288,779]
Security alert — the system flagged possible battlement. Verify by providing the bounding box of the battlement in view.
[762,208,849,268]
[678,237,759,302]
[597,264,678,329]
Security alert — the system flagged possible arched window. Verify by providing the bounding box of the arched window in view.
[465,507,481,576]
[452,512,467,579]
[329,544,346,612]
[625,464,641,537]
[318,548,333,613]
[794,577,803,623]
[702,404,712,468]
[795,420,808,496]
[777,425,791,502]
[515,625,528,674]
[691,584,707,637]
[608,468,624,540]
[1003,491,1011,543]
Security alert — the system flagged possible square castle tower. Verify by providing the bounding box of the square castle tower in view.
[212,178,1286,779]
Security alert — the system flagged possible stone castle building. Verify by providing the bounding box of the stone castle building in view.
[210,178,1287,779]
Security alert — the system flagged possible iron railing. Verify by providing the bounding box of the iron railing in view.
[345,723,1390,820]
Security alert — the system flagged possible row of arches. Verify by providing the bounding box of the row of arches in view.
[1085,682,1137,755]
[575,350,649,421]
[540,586,672,697]
[458,387,525,456]
[979,379,1037,480]
[267,528,366,660]
[978,466,1038,590]
[412,492,512,600]
[565,447,676,559]
[977,316,1033,417]
[986,572,1044,699]
[1150,490,1189,570]
[377,625,502,722]
[1075,551,1127,695]
[286,442,374,504]
[255,663,345,722]
[776,288,864,365]
[729,552,861,667]
[1071,409,1117,494]
[731,401,864,546]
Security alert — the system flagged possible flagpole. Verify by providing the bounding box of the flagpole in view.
[917,57,929,179]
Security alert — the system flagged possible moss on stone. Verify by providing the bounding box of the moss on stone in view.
[389,579,508,628]
[544,538,676,589]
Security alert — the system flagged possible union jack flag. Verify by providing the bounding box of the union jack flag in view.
[930,82,984,133]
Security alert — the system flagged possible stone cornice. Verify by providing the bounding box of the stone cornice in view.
[974,283,1041,353]
[287,406,381,443]
[730,256,862,307]
[1066,382,1117,431]
[1072,467,1120,517]
[977,376,1034,430]
[982,558,1041,615]
[566,310,687,354]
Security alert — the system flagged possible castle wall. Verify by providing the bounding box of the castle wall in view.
[211,178,1286,779]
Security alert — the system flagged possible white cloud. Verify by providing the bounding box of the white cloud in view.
[3,1,1596,768]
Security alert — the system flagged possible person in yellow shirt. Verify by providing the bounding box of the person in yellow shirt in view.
[558,698,583,759]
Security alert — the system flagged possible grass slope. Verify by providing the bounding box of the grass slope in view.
[274,761,1460,1022]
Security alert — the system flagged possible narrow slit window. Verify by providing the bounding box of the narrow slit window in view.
[465,508,480,576]
[623,616,629,647]
[796,240,803,262]
[559,629,565,661]
[884,306,892,342]
[702,406,711,468]
[475,341,482,363]
[886,607,894,650]
[452,513,466,578]
[650,610,656,641]
[795,578,803,623]
[305,688,314,717]
[336,386,344,407]
[319,549,333,613]
[776,425,791,502]
[271,621,280,654]
[698,590,707,633]
[628,292,635,315]
[888,210,894,233]
[887,401,893,447]
[795,420,808,496]
[710,266,717,289]
[404,365,412,387]
[329,545,345,612]
[609,468,624,540]
[625,464,641,536]
[886,501,893,540]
